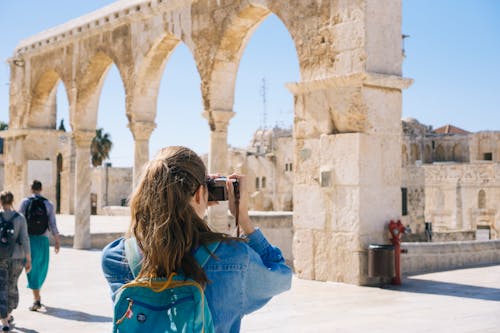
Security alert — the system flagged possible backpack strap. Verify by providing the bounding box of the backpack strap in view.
[194,241,220,267]
[124,238,220,278]
[124,238,142,278]
[0,211,19,223]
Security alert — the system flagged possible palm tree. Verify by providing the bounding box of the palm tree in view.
[0,121,8,131]
[90,128,113,167]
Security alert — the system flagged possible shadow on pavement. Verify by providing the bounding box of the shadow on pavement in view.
[10,326,39,333]
[384,278,500,302]
[42,306,112,323]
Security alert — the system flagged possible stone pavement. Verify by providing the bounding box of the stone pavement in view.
[5,215,500,332]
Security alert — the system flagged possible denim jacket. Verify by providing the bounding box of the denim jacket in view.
[101,228,292,333]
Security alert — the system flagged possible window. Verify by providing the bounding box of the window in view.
[285,164,288,172]
[255,177,260,190]
[262,177,266,188]
[483,152,492,161]
[478,190,486,209]
[401,188,408,216]
[289,163,293,172]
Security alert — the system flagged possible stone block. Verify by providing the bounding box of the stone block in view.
[293,229,315,279]
[293,184,326,230]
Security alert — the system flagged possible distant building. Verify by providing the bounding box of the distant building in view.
[228,120,500,241]
[401,118,500,241]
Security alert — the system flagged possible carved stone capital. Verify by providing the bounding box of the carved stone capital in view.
[202,109,235,132]
[128,121,156,141]
[72,130,95,147]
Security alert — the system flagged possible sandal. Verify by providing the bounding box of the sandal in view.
[6,315,13,324]
[29,300,42,311]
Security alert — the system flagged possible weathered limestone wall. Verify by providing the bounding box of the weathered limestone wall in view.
[424,163,500,239]
[469,132,500,162]
[402,240,500,275]
[91,166,132,214]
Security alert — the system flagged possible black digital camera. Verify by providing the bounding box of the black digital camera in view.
[206,177,239,201]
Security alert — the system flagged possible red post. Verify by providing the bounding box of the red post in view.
[388,220,408,285]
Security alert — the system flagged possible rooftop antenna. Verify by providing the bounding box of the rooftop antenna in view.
[260,77,268,130]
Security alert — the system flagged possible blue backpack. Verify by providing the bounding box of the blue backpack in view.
[112,238,219,333]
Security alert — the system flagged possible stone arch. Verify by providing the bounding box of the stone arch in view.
[452,143,463,162]
[129,35,182,123]
[401,144,408,167]
[28,69,70,129]
[74,51,128,130]
[478,189,486,209]
[206,5,300,115]
[424,144,432,163]
[435,144,445,162]
[410,143,419,164]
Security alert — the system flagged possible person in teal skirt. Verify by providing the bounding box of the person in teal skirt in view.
[18,180,60,311]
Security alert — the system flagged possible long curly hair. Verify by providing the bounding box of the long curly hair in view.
[128,146,229,285]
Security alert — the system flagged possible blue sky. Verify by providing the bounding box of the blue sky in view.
[1,1,499,167]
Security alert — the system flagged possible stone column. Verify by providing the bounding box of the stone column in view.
[72,130,94,249]
[287,73,412,285]
[202,109,235,233]
[1,132,27,202]
[128,121,156,189]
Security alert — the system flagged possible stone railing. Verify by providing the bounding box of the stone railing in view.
[401,240,500,275]
[249,211,294,263]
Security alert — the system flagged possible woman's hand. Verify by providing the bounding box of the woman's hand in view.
[25,257,32,274]
[227,173,255,235]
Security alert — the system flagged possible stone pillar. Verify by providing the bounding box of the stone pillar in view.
[288,73,412,285]
[72,130,94,249]
[128,121,156,189]
[202,109,235,233]
[1,133,27,202]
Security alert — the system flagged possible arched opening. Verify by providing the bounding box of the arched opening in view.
[435,144,446,162]
[98,64,128,167]
[424,144,432,163]
[452,144,463,162]
[152,43,206,157]
[231,13,299,212]
[56,81,71,132]
[402,144,408,167]
[410,143,419,164]
[95,63,131,211]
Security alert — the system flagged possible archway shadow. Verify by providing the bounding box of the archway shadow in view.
[41,305,112,323]
[383,278,500,302]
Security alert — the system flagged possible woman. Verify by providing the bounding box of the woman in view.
[102,146,292,332]
[0,191,31,332]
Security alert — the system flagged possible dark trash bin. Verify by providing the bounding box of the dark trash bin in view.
[368,244,395,278]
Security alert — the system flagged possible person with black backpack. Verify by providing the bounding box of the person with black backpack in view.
[0,191,31,332]
[18,180,60,312]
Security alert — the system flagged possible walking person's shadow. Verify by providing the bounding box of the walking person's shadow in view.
[8,326,38,333]
[42,305,112,323]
